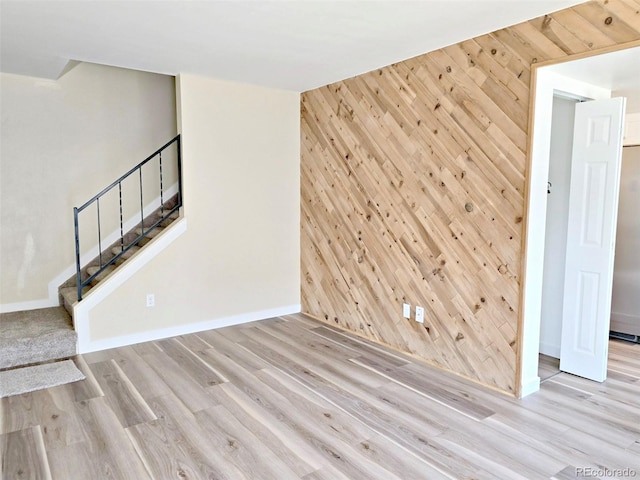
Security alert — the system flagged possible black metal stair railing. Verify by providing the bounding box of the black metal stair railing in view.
[73,135,182,301]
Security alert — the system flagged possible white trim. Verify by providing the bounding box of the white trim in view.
[539,342,560,359]
[74,217,188,349]
[0,298,58,313]
[518,375,541,399]
[78,303,301,353]
[45,183,179,306]
[520,69,612,397]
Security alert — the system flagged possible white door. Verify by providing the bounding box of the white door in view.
[559,97,626,382]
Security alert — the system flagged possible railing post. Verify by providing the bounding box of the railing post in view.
[74,207,82,302]
[159,151,164,215]
[139,167,144,234]
[119,182,124,252]
[96,198,102,267]
[177,134,183,207]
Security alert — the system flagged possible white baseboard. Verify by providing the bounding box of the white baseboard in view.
[519,375,541,398]
[0,298,59,314]
[74,217,188,348]
[539,342,560,359]
[78,303,301,353]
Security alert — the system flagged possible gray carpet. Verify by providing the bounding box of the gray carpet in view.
[0,360,85,398]
[0,307,77,369]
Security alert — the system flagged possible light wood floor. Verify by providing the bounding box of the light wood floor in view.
[2,314,639,479]
[538,354,560,383]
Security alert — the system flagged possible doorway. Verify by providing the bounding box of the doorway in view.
[520,45,640,397]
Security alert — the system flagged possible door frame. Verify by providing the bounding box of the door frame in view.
[516,42,640,398]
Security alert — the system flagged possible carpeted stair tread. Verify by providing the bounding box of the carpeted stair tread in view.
[60,286,89,315]
[158,210,180,227]
[111,245,141,261]
[86,264,116,285]
[158,209,179,220]
[135,226,164,238]
[0,307,77,369]
[0,360,85,398]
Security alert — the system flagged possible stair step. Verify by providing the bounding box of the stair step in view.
[158,209,179,220]
[0,359,85,398]
[111,245,141,264]
[135,226,164,238]
[135,226,164,246]
[86,265,116,286]
[59,286,89,316]
[0,307,77,369]
[158,209,180,227]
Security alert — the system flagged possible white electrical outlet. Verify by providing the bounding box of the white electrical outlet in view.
[146,294,155,307]
[402,303,411,319]
[415,306,425,323]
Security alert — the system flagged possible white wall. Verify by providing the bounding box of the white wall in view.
[539,96,577,358]
[79,74,300,349]
[0,63,176,310]
[624,113,640,146]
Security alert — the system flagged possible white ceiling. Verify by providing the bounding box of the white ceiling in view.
[1,0,583,92]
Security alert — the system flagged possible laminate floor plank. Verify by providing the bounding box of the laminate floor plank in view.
[254,367,375,445]
[89,360,157,428]
[63,356,103,402]
[435,426,563,479]
[99,347,174,401]
[221,378,407,480]
[355,434,454,480]
[155,338,227,388]
[2,314,639,479]
[558,427,640,471]
[310,325,411,367]
[194,330,270,371]
[301,465,351,480]
[256,320,359,362]
[519,381,640,449]
[137,350,218,413]
[538,353,560,382]
[48,397,150,480]
[354,357,495,420]
[1,426,52,480]
[256,361,489,479]
[482,415,606,475]
[241,326,390,390]
[126,401,247,480]
[194,404,300,480]
[206,384,319,477]
[0,387,88,451]
[218,376,380,470]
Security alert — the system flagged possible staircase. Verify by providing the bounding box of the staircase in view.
[58,194,180,318]
[0,196,180,395]
[0,135,182,396]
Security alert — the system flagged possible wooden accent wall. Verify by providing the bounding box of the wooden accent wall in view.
[300,0,640,394]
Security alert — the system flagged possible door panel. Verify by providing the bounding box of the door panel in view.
[560,97,626,382]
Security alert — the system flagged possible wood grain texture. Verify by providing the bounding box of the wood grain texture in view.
[300,0,640,394]
[1,315,639,479]
[1,426,52,480]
